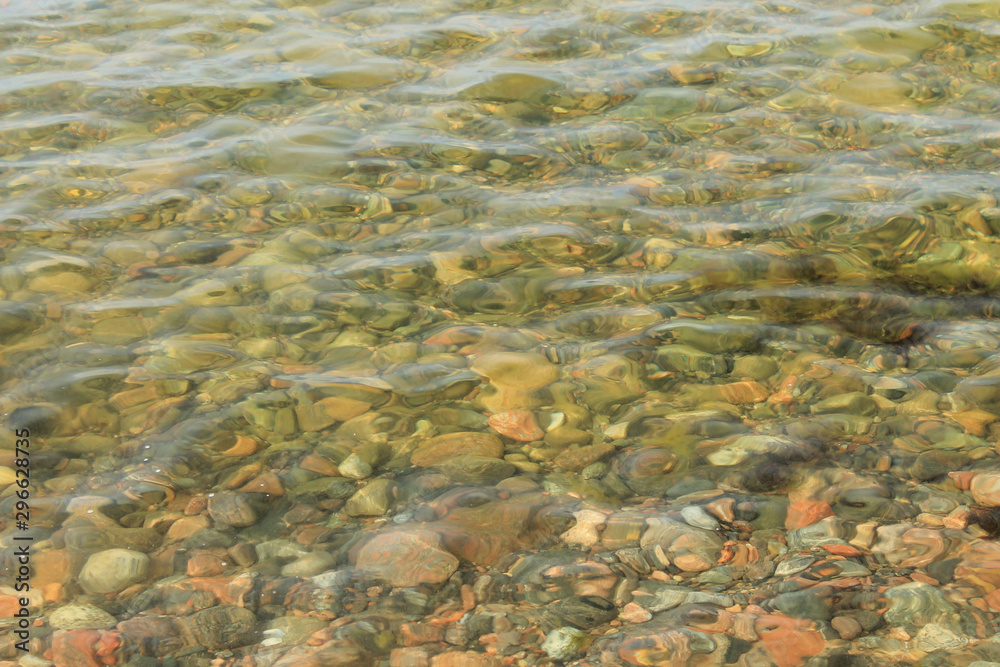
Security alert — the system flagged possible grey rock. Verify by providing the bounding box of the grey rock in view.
[770,589,832,621]
[49,604,117,630]
[910,450,970,481]
[912,622,968,653]
[208,492,259,528]
[541,626,587,661]
[181,604,257,651]
[884,582,957,628]
[256,539,309,561]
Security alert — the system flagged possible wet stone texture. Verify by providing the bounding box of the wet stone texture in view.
[4,0,1000,664]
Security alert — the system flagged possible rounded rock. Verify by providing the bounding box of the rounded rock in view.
[971,472,1000,507]
[181,604,258,651]
[884,582,956,628]
[489,410,544,441]
[208,492,260,528]
[831,615,863,640]
[471,352,559,390]
[912,622,968,653]
[681,506,721,531]
[356,530,459,588]
[411,432,504,467]
[541,626,588,661]
[281,551,337,578]
[78,549,150,594]
[339,453,373,480]
[48,604,118,630]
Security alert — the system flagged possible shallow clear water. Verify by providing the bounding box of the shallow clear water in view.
[3,0,1000,664]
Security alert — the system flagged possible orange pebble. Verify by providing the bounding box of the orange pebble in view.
[822,543,865,557]
[785,500,834,530]
[488,410,544,442]
[949,470,975,490]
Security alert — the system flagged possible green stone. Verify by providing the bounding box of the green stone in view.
[811,392,878,417]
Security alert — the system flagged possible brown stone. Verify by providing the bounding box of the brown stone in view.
[117,616,183,656]
[165,573,256,606]
[400,622,445,646]
[621,602,652,623]
[554,442,614,472]
[391,647,431,667]
[148,544,181,580]
[219,434,263,457]
[238,472,285,496]
[186,549,230,577]
[430,651,501,667]
[544,426,592,448]
[178,604,257,651]
[296,397,373,432]
[32,549,71,587]
[471,352,559,389]
[228,542,257,568]
[831,615,863,640]
[166,515,211,541]
[274,641,374,667]
[317,396,372,421]
[294,404,335,432]
[208,492,259,527]
[0,595,19,617]
[356,530,459,588]
[299,453,340,476]
[717,380,770,404]
[411,432,504,467]
[184,495,208,516]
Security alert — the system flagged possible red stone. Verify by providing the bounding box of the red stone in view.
[488,410,544,442]
[95,632,122,666]
[754,615,825,667]
[822,544,864,557]
[400,622,444,646]
[49,629,102,667]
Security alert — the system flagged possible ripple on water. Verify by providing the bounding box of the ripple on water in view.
[4,0,1000,665]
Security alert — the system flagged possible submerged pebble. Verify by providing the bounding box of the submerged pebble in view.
[78,549,150,594]
[48,604,118,630]
[6,1,1000,665]
[541,626,588,661]
[356,530,459,587]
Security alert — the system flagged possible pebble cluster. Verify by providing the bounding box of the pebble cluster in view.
[3,0,1000,664]
[5,320,1000,666]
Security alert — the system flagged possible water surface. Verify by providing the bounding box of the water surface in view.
[4,0,1000,664]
